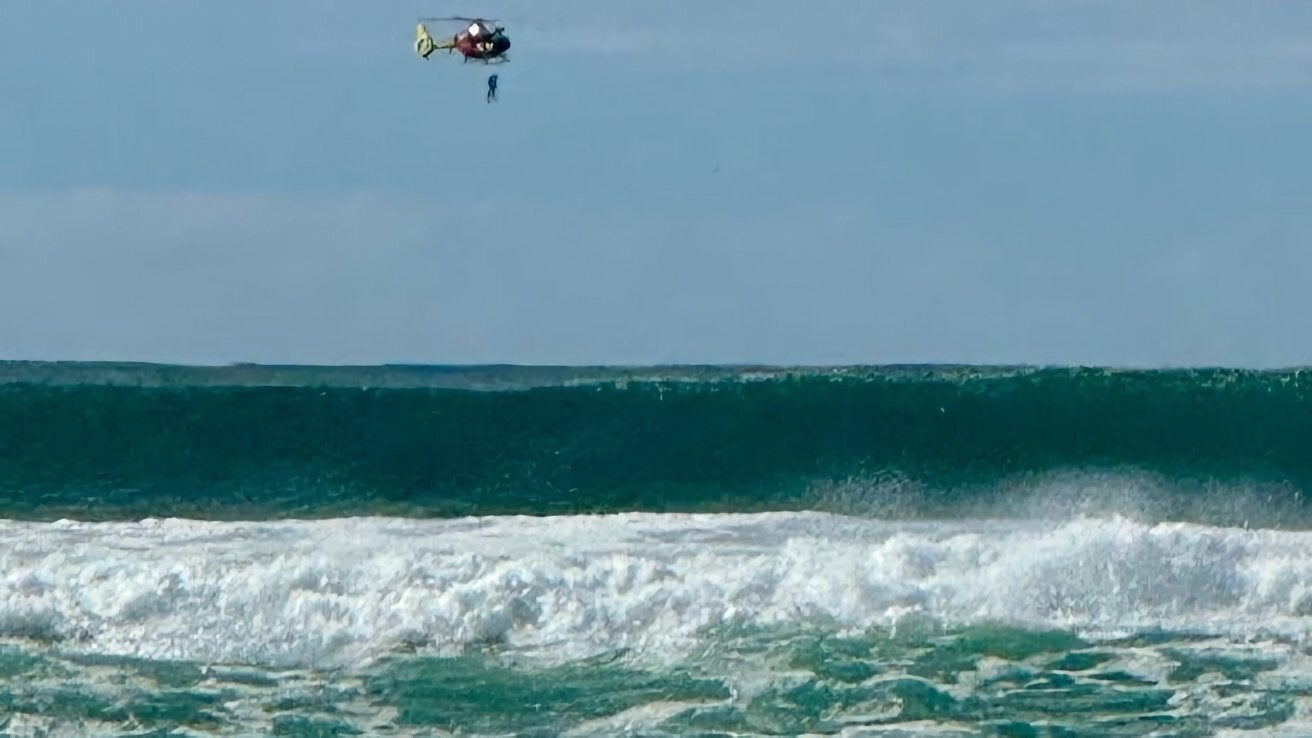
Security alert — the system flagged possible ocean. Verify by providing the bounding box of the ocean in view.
[1,361,1311,736]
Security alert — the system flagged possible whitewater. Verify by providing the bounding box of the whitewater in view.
[4,510,1312,735]
[4,512,1312,667]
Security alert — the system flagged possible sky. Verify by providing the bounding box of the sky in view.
[2,1,1311,367]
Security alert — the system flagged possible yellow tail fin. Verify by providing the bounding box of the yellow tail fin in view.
[415,23,437,58]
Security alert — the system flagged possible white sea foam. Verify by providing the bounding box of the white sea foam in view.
[0,512,1309,668]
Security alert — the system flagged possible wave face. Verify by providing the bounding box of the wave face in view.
[1,363,1311,525]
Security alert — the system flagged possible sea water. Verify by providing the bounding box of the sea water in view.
[1,363,1310,736]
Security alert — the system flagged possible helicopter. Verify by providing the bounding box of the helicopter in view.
[415,17,510,64]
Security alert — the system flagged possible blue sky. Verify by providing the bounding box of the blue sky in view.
[2,1,1311,366]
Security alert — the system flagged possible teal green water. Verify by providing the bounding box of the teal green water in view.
[1,363,1310,525]
[0,623,1304,736]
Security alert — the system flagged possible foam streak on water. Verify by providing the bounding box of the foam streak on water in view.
[2,512,1311,669]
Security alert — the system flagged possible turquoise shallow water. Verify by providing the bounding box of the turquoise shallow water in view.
[1,363,1310,735]
[1,619,1307,735]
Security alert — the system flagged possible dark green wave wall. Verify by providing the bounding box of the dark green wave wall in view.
[1,364,1310,524]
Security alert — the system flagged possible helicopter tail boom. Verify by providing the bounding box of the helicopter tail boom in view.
[414,23,454,58]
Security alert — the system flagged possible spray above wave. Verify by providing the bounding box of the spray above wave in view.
[2,512,1311,669]
[1,364,1311,524]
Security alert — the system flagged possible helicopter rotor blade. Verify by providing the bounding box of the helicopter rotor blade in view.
[419,16,500,22]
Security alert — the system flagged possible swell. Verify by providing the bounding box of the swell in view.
[1,363,1311,523]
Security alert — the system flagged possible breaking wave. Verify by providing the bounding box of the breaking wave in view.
[3,512,1311,669]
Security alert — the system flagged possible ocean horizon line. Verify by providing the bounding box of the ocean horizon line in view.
[0,357,1306,378]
